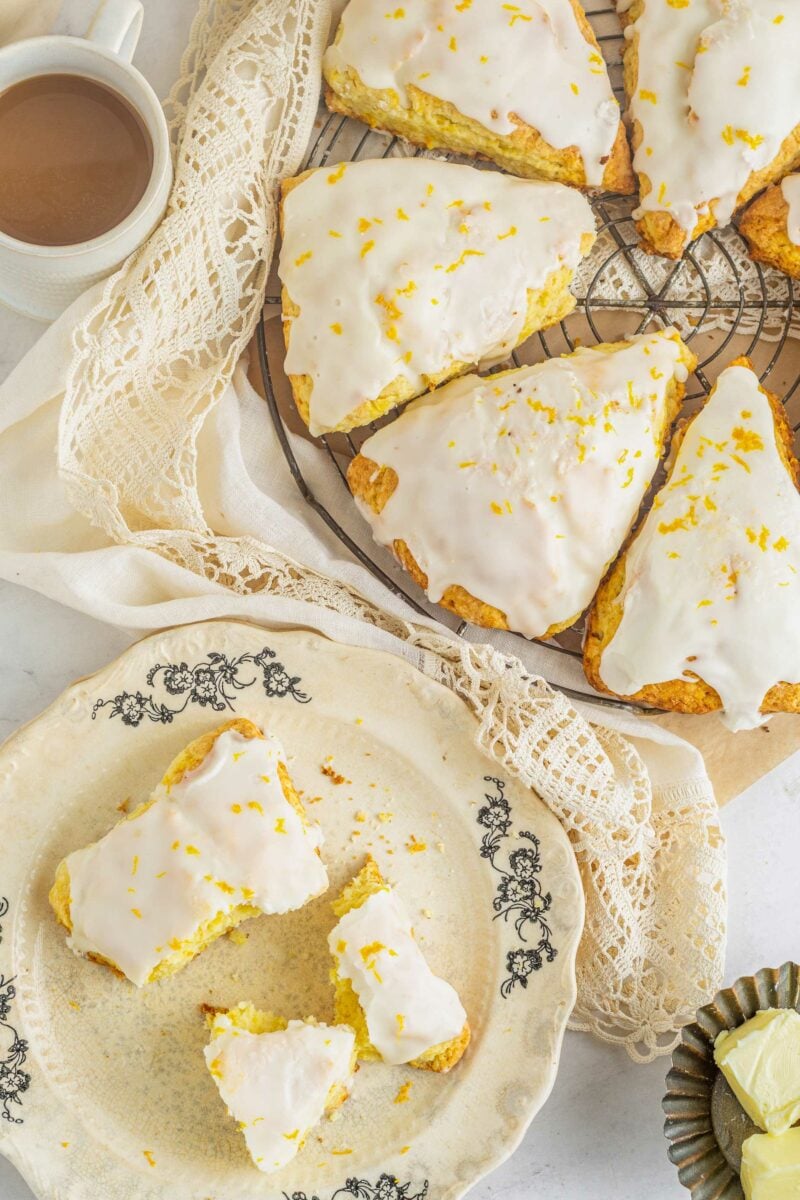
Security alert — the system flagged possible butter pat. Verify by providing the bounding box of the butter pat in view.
[741,1129,800,1200]
[714,1009,800,1135]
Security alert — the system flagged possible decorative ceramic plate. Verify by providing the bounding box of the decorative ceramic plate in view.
[0,621,583,1200]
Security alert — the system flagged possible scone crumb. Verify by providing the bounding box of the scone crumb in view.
[421,908,433,919]
[321,760,350,785]
[394,1081,412,1104]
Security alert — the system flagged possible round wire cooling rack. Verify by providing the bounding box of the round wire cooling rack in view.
[258,25,800,710]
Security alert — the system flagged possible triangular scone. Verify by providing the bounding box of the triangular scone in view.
[323,0,633,194]
[329,856,470,1072]
[278,158,596,435]
[348,330,695,639]
[619,0,800,258]
[49,719,328,985]
[204,1004,356,1174]
[739,173,800,279]
[584,358,800,731]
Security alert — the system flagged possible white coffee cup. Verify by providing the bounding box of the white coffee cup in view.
[0,0,172,322]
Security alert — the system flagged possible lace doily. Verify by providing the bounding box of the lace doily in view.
[52,0,726,1060]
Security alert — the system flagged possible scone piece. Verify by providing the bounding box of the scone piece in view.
[205,1003,356,1174]
[329,856,469,1072]
[49,718,328,985]
[741,1128,800,1200]
[619,0,800,258]
[740,174,800,279]
[348,329,695,639]
[584,358,800,730]
[323,0,633,194]
[278,157,595,435]
[714,1008,800,1137]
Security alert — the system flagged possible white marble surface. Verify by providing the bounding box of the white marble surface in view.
[0,4,798,1199]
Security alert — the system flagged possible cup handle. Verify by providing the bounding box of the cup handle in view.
[87,0,143,62]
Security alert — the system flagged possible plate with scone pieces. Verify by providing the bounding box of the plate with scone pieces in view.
[0,621,583,1200]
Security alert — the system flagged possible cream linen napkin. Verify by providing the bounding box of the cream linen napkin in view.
[0,0,726,1061]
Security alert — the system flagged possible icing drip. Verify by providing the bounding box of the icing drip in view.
[599,364,800,731]
[66,730,327,985]
[624,0,800,233]
[329,887,466,1065]
[205,1019,355,1173]
[279,157,595,435]
[325,0,621,187]
[355,330,690,638]
[781,173,800,246]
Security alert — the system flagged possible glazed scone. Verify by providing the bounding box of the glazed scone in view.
[329,856,469,1072]
[323,0,633,194]
[584,358,800,731]
[739,174,800,279]
[49,719,328,985]
[278,157,596,435]
[348,330,695,639]
[619,0,800,258]
[205,1003,356,1174]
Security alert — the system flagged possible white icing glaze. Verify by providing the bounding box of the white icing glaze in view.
[355,330,690,638]
[599,364,800,731]
[65,730,328,985]
[205,1019,355,1173]
[279,157,595,435]
[781,173,800,246]
[329,886,466,1065]
[624,0,800,234]
[325,0,621,187]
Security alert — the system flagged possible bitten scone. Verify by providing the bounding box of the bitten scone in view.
[619,0,800,258]
[323,0,633,194]
[584,358,800,731]
[205,1003,356,1174]
[348,330,695,640]
[49,719,328,985]
[278,157,596,435]
[739,174,800,279]
[328,856,469,1072]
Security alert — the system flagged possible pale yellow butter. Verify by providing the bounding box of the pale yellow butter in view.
[714,1009,800,1136]
[741,1129,800,1200]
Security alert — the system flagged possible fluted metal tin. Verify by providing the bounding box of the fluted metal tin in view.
[663,962,800,1200]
